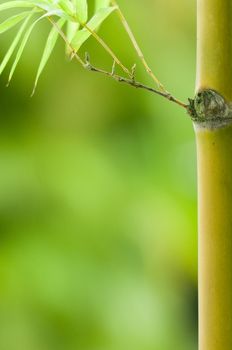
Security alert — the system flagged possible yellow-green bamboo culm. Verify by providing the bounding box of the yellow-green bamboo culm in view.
[196,125,232,350]
[196,1,232,350]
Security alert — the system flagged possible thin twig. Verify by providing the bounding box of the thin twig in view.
[84,57,188,109]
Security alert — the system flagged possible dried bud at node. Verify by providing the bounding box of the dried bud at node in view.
[194,90,227,120]
[187,89,232,128]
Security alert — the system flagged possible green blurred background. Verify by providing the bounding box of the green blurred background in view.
[0,1,197,349]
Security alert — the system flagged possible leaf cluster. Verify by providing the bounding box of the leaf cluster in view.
[0,0,188,110]
[0,0,116,93]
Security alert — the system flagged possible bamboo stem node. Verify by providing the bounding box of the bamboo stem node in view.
[187,89,232,128]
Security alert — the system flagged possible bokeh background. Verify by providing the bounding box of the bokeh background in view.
[0,1,197,349]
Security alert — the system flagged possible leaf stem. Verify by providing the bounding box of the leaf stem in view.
[111,0,165,91]
[48,17,85,66]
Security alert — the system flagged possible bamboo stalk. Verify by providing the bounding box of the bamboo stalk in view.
[196,124,232,350]
[196,1,232,349]
[196,0,232,100]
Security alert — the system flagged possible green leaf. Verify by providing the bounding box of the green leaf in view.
[0,12,33,75]
[71,6,116,52]
[95,0,111,11]
[0,11,32,34]
[32,1,66,17]
[58,0,75,17]
[0,0,66,16]
[76,0,88,23]
[8,10,59,83]
[0,1,35,12]
[66,20,80,56]
[32,17,66,95]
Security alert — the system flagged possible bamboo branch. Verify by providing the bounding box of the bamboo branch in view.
[48,18,188,110]
[84,54,188,109]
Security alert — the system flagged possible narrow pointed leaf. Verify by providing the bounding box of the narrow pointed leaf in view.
[95,0,110,11]
[0,13,33,75]
[33,17,65,94]
[0,1,65,15]
[65,0,80,55]
[76,0,88,23]
[8,10,59,83]
[31,1,63,13]
[58,0,75,17]
[32,2,65,17]
[71,6,116,52]
[66,20,80,56]
[0,1,35,12]
[0,11,32,34]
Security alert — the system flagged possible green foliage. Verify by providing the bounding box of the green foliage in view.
[71,7,116,51]
[95,0,111,11]
[76,0,88,23]
[8,10,59,84]
[33,17,66,95]
[0,1,35,11]
[0,12,33,75]
[66,19,80,54]
[0,0,116,91]
[0,11,31,34]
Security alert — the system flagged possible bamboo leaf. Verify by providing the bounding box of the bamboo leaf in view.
[71,6,116,52]
[66,20,80,56]
[76,0,88,23]
[32,1,65,16]
[8,10,59,83]
[32,17,66,95]
[58,0,75,17]
[0,1,35,12]
[0,13,33,75]
[95,0,110,11]
[0,1,65,15]
[0,11,32,34]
